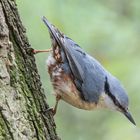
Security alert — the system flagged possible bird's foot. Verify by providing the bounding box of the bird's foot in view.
[42,107,56,116]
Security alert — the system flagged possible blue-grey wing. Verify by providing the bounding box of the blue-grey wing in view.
[63,37,106,103]
[63,37,128,106]
[63,37,85,82]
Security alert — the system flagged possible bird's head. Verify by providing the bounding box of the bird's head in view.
[101,76,136,125]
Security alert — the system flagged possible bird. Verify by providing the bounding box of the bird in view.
[33,16,136,125]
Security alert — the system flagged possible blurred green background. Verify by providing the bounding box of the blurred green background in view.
[17,0,140,139]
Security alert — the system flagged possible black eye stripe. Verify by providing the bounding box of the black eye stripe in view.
[104,77,125,111]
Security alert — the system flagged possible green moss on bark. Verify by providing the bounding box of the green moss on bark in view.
[0,0,59,139]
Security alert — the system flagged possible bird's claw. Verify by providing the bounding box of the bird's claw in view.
[42,107,56,116]
[26,47,35,55]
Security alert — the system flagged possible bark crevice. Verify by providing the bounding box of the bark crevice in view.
[0,0,59,139]
[0,108,14,140]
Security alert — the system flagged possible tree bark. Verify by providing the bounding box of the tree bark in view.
[0,0,59,139]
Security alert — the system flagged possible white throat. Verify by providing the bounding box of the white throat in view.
[97,92,117,111]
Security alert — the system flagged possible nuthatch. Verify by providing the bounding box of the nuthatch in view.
[34,16,136,125]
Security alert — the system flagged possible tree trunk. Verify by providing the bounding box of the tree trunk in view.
[0,0,59,139]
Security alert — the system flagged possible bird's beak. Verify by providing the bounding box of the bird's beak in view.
[123,110,136,125]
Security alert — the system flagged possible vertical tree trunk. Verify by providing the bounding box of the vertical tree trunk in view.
[0,0,59,139]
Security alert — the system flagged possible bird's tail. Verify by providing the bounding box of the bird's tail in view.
[42,16,64,47]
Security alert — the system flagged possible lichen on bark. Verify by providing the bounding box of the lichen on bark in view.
[0,0,59,140]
